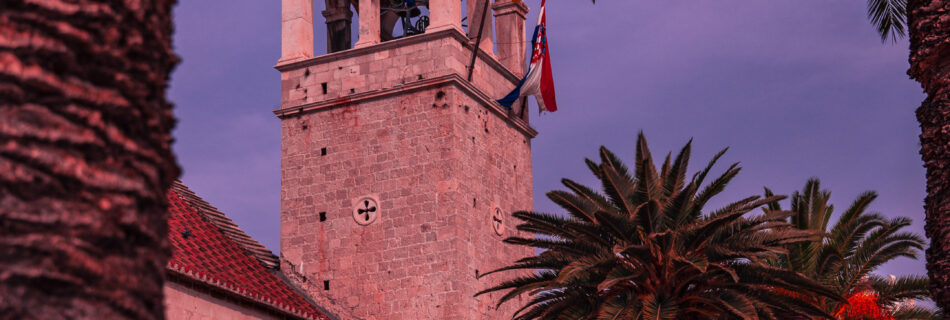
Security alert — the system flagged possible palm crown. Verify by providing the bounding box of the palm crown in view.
[477,134,842,319]
[764,179,938,319]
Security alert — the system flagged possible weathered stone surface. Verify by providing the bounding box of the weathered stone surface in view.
[467,0,495,55]
[281,0,315,64]
[164,282,279,320]
[278,30,521,110]
[493,0,529,77]
[428,0,464,33]
[354,0,381,48]
[278,26,534,319]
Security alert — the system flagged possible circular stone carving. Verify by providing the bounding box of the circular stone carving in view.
[353,196,379,225]
[491,207,505,236]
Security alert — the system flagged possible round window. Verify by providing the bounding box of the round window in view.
[491,207,505,236]
[353,196,379,225]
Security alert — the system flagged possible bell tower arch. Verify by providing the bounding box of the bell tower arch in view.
[276,1,535,318]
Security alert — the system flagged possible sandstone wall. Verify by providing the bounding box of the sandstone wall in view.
[164,282,280,320]
[278,29,535,320]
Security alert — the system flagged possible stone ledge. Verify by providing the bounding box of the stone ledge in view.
[274,28,520,84]
[273,73,538,138]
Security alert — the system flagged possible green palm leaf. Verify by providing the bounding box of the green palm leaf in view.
[765,179,937,316]
[867,0,908,42]
[477,134,841,319]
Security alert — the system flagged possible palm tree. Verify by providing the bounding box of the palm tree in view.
[0,1,180,319]
[763,179,938,319]
[476,134,842,319]
[864,0,950,312]
[585,0,949,312]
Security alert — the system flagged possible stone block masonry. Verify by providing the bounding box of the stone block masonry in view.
[277,29,522,113]
[164,282,280,320]
[277,28,537,319]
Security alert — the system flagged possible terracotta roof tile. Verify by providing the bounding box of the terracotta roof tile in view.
[169,182,279,269]
[166,182,327,320]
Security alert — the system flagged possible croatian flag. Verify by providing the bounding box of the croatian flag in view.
[497,0,557,113]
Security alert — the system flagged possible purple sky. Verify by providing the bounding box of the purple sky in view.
[169,1,927,279]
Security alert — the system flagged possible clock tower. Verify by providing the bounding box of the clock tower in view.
[275,0,536,318]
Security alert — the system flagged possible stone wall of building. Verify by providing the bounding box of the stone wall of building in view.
[278,29,520,113]
[278,29,535,320]
[164,282,280,320]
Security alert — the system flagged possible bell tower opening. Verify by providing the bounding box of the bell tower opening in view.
[276,1,536,318]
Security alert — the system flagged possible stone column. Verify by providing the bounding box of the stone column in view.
[467,0,494,55]
[323,0,353,53]
[494,0,528,118]
[493,0,528,76]
[280,0,315,64]
[354,0,380,48]
[428,0,463,33]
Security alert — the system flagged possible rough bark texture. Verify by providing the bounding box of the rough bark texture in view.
[0,1,179,319]
[908,0,950,314]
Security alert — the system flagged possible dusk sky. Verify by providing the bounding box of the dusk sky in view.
[169,0,927,279]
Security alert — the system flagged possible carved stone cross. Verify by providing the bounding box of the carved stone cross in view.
[357,200,377,222]
[491,207,505,235]
[353,196,380,225]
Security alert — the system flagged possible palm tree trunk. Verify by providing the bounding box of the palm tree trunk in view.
[908,0,950,314]
[0,1,179,319]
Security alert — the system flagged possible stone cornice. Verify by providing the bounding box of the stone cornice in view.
[274,28,520,84]
[273,73,538,138]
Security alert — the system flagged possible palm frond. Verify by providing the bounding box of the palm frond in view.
[890,305,943,320]
[767,179,931,317]
[478,136,844,319]
[867,0,908,42]
[867,274,931,305]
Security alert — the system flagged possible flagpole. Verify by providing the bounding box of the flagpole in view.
[466,0,491,82]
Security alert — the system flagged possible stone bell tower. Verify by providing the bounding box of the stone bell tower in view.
[276,0,536,319]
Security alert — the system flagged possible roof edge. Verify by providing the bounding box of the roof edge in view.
[270,267,343,320]
[169,181,280,269]
[167,261,324,320]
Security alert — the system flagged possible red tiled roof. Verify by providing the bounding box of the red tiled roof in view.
[170,182,280,269]
[166,182,328,320]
